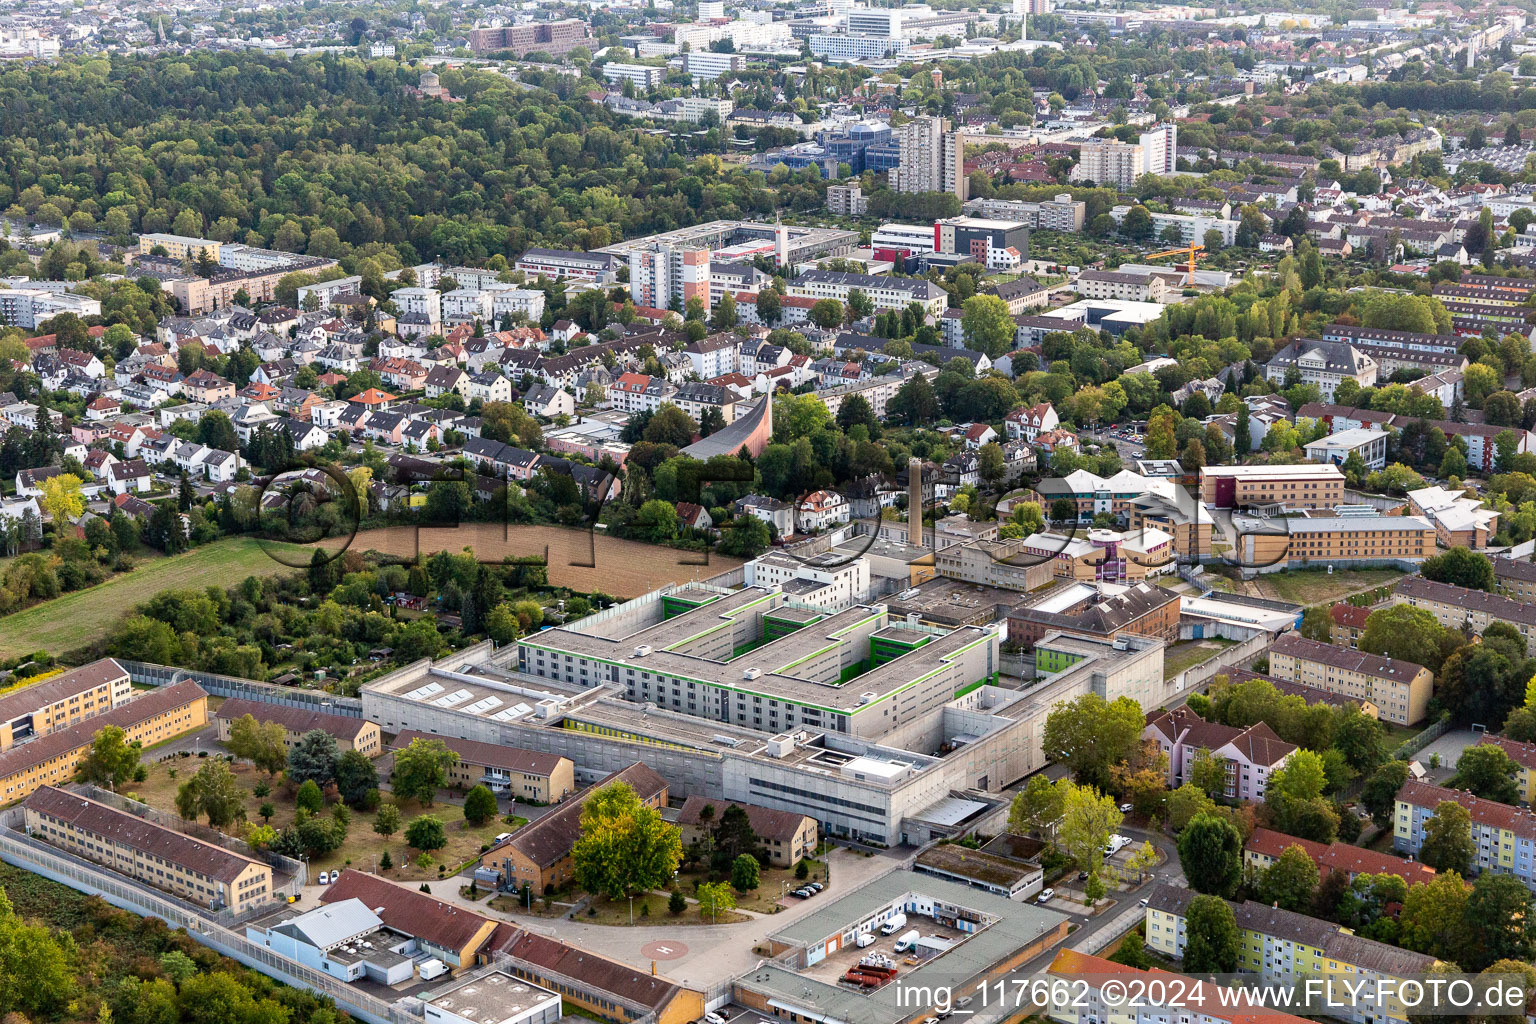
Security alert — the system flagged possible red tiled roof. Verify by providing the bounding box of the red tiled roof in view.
[322,869,495,954]
[1329,603,1371,628]
[1396,779,1536,839]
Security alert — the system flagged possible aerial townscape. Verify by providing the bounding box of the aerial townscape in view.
[11,0,1536,1022]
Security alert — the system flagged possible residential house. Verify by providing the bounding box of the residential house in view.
[1143,705,1297,801]
[523,385,574,420]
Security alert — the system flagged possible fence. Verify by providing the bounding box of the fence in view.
[0,824,422,1024]
[1393,714,1455,761]
[1166,633,1268,695]
[1071,904,1144,956]
[446,951,661,1024]
[119,660,365,718]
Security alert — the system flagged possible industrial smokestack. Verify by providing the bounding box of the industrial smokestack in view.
[908,457,923,548]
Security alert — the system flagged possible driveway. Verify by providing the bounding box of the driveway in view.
[418,844,909,988]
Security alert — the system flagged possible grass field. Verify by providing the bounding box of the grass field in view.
[129,753,517,881]
[0,536,307,660]
[1162,639,1234,681]
[1252,568,1404,606]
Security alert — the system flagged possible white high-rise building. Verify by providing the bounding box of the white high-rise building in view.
[698,1,726,18]
[890,116,967,201]
[629,244,711,312]
[1139,122,1178,177]
[1073,140,1145,188]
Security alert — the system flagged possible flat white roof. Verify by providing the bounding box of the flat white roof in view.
[1201,464,1345,479]
[1307,427,1387,447]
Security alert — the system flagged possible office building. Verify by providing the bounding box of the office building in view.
[1305,427,1389,471]
[1199,464,1345,509]
[1266,633,1431,725]
[682,51,742,81]
[0,288,101,330]
[602,63,665,89]
[935,217,1029,262]
[964,194,1085,233]
[214,698,382,757]
[391,730,575,802]
[0,658,132,751]
[468,20,590,56]
[870,223,938,259]
[1393,575,1536,655]
[1074,140,1144,188]
[1007,581,1180,649]
[1075,270,1165,303]
[628,244,711,311]
[512,249,622,285]
[24,785,275,912]
[889,117,966,201]
[1144,883,1438,1024]
[808,34,909,60]
[1265,338,1378,401]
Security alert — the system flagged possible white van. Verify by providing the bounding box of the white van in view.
[878,912,908,935]
[856,933,876,948]
[418,959,449,981]
[893,929,921,953]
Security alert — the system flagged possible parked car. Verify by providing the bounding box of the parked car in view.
[1036,888,1056,904]
[1076,871,1089,882]
[808,882,824,892]
[705,1012,726,1024]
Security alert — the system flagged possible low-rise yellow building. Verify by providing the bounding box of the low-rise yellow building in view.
[0,659,133,751]
[215,698,383,758]
[1267,633,1430,725]
[390,730,574,803]
[0,680,209,804]
[1144,882,1438,1024]
[24,785,274,912]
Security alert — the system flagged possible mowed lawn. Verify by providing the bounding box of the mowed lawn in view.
[0,537,308,660]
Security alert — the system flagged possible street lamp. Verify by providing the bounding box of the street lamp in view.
[629,894,634,926]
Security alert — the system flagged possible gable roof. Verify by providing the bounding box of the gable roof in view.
[391,730,567,777]
[321,869,496,953]
[675,796,813,843]
[214,698,372,742]
[489,762,666,868]
[0,679,208,781]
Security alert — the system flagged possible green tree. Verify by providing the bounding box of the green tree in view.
[287,730,340,788]
[1359,604,1457,673]
[571,782,683,899]
[464,784,499,826]
[1464,873,1536,970]
[226,715,288,775]
[1178,813,1244,897]
[1057,783,1123,874]
[1361,760,1412,830]
[75,725,140,790]
[1257,844,1320,911]
[697,881,736,920]
[669,889,687,914]
[1400,871,1470,958]
[175,760,246,828]
[1184,894,1239,972]
[1421,548,1496,592]
[730,853,760,892]
[636,499,680,543]
[1450,744,1520,804]
[1008,774,1066,837]
[373,801,402,841]
[405,814,447,852]
[391,737,460,806]
[809,299,844,329]
[296,779,324,814]
[1419,800,1475,875]
[643,404,697,447]
[335,748,379,807]
[1042,693,1145,789]
[960,293,1015,358]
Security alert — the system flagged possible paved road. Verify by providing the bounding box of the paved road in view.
[405,844,911,988]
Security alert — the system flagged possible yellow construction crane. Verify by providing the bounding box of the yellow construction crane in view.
[1144,242,1206,287]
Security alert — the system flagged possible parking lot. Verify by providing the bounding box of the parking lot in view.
[799,915,974,986]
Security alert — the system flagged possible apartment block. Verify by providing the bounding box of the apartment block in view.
[391,730,575,803]
[629,243,710,312]
[0,658,132,751]
[138,233,221,262]
[0,680,209,803]
[1266,633,1431,725]
[889,116,966,200]
[1046,951,1316,1024]
[1199,463,1346,509]
[1144,883,1438,1024]
[1393,576,1536,656]
[467,20,590,56]
[1328,602,1371,651]
[1395,779,1536,888]
[24,785,273,912]
[213,698,383,757]
[1144,706,1295,800]
[1493,555,1536,602]
[1243,826,1435,886]
[1073,140,1144,188]
[787,270,947,317]
[1475,735,1536,804]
